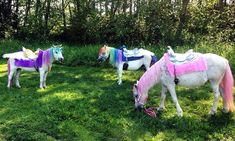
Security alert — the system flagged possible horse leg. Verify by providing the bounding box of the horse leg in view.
[219,87,229,113]
[43,72,48,88]
[39,70,45,89]
[209,82,220,115]
[7,68,15,88]
[144,56,151,71]
[117,65,123,85]
[15,69,21,88]
[157,85,167,111]
[167,85,183,117]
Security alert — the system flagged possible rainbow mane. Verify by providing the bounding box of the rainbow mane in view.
[109,47,122,66]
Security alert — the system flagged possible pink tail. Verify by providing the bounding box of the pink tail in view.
[220,62,235,112]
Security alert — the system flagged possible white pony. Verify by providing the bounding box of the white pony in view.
[98,45,157,85]
[133,47,235,117]
[2,45,64,89]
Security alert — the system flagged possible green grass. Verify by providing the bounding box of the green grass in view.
[0,40,235,140]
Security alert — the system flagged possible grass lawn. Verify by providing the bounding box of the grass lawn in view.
[0,40,235,140]
[0,60,234,140]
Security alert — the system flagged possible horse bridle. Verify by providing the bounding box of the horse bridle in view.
[134,86,147,106]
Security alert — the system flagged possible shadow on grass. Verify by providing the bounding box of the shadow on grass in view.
[0,64,234,140]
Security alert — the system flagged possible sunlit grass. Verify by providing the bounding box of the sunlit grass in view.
[0,40,234,140]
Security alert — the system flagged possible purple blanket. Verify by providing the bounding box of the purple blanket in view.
[15,50,43,68]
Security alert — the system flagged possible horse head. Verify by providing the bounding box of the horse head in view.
[133,81,146,111]
[97,45,109,64]
[51,45,64,62]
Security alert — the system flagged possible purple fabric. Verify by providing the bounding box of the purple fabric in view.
[15,50,43,68]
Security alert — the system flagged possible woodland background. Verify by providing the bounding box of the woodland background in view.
[0,0,234,45]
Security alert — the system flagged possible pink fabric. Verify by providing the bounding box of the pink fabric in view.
[144,108,157,118]
[164,53,207,77]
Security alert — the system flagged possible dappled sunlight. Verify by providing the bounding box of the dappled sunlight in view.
[0,63,234,140]
[39,92,83,103]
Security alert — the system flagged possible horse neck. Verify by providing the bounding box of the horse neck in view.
[137,58,163,96]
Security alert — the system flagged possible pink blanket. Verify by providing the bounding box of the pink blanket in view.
[164,53,207,77]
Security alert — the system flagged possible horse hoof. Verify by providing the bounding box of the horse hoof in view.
[157,107,165,111]
[209,110,216,115]
[16,86,21,89]
[222,108,229,113]
[177,111,183,117]
[43,86,47,89]
[117,82,122,85]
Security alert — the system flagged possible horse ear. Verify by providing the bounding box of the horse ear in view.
[22,46,26,51]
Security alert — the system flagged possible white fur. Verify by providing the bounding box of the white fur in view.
[116,54,152,85]
[135,53,229,117]
[5,48,64,89]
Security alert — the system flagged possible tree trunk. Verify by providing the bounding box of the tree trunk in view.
[24,0,31,27]
[105,0,109,16]
[62,0,67,30]
[175,0,189,44]
[35,0,40,26]
[14,0,19,35]
[130,0,133,15]
[123,0,127,14]
[218,0,224,10]
[136,0,140,17]
[44,0,51,36]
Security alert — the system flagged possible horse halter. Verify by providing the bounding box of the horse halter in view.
[134,86,147,106]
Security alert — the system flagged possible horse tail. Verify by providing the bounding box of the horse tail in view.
[3,53,11,58]
[150,55,157,66]
[220,62,235,112]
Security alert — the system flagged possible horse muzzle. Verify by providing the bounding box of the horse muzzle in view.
[97,58,104,64]
[58,58,64,62]
[135,104,143,112]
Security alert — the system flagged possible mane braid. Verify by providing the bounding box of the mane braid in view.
[137,57,163,96]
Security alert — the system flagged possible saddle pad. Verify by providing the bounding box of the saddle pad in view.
[122,51,144,61]
[15,50,43,68]
[164,53,207,77]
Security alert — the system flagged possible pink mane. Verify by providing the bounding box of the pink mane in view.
[137,57,163,97]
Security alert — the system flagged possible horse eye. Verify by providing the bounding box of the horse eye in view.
[55,51,58,54]
[133,94,138,98]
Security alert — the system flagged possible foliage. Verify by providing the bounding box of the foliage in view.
[1,0,234,45]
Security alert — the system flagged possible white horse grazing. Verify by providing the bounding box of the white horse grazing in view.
[2,45,64,89]
[133,47,235,117]
[97,45,157,85]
